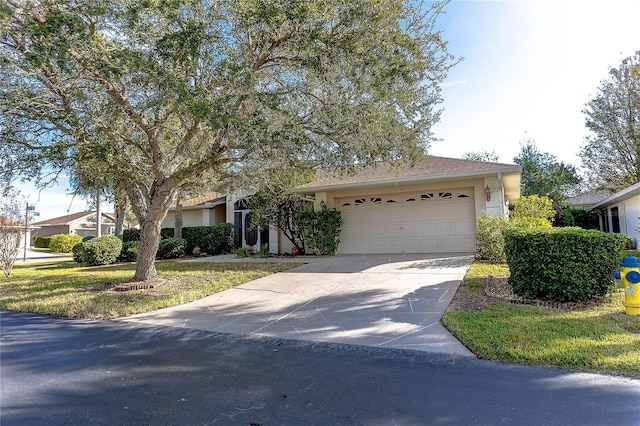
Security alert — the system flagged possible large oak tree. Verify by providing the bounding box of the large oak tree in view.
[1,0,456,281]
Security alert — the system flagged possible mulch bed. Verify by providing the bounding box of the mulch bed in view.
[484,275,607,310]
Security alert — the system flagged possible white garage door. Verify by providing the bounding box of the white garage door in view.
[337,188,476,254]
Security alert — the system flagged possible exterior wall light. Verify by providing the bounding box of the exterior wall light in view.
[485,185,491,202]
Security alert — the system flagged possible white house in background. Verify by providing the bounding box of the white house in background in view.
[32,211,119,239]
[589,182,640,247]
[0,216,38,257]
[164,156,523,255]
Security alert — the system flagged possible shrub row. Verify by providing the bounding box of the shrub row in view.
[49,234,83,253]
[34,236,51,248]
[122,227,175,242]
[504,227,632,303]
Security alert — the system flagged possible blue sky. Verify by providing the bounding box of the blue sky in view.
[15,0,640,221]
[429,0,640,164]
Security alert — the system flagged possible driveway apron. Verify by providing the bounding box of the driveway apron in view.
[122,253,475,356]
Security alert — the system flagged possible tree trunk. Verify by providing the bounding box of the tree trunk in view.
[114,202,125,239]
[174,195,183,239]
[134,218,162,281]
[96,188,102,237]
[131,181,176,282]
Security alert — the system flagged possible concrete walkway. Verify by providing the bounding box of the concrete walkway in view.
[122,253,475,356]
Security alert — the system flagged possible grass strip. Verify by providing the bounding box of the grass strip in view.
[0,259,301,319]
[443,262,640,378]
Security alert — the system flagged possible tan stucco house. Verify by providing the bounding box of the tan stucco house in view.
[165,156,522,255]
[32,211,119,239]
[161,193,226,229]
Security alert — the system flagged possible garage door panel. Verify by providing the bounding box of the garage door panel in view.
[337,188,476,254]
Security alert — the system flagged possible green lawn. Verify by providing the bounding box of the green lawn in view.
[443,262,640,378]
[0,259,300,319]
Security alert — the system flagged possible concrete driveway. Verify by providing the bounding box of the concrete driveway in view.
[122,253,475,356]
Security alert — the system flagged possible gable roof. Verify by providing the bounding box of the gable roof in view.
[32,211,116,226]
[179,192,226,208]
[590,182,640,211]
[0,216,25,227]
[294,155,521,192]
[168,192,227,212]
[567,190,610,207]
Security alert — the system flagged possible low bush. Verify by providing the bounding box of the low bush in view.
[235,246,251,258]
[161,228,174,239]
[122,228,141,243]
[476,213,508,263]
[48,234,83,253]
[182,223,234,255]
[81,235,123,266]
[72,243,84,263]
[297,209,343,255]
[203,223,234,255]
[120,241,139,262]
[34,236,51,248]
[157,238,187,259]
[504,227,631,302]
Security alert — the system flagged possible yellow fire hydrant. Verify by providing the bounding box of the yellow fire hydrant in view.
[613,253,640,315]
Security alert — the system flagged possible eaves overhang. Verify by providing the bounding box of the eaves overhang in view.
[589,182,640,211]
[292,166,522,194]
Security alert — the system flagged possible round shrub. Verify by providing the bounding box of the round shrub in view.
[72,243,84,263]
[34,236,51,248]
[475,213,508,263]
[81,235,123,266]
[49,234,83,253]
[120,241,139,262]
[157,237,187,259]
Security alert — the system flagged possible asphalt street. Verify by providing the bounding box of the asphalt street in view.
[2,310,639,425]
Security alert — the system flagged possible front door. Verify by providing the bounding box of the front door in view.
[233,202,268,249]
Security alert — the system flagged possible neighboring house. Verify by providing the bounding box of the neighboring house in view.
[589,182,640,247]
[161,192,227,229]
[0,216,38,256]
[32,211,120,239]
[163,156,522,255]
[567,190,611,209]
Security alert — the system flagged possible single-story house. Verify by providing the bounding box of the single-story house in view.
[32,211,120,239]
[290,156,521,254]
[160,192,227,229]
[165,156,522,255]
[0,216,38,257]
[588,182,640,247]
[567,190,611,210]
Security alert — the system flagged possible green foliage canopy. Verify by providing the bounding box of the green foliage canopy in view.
[0,0,456,280]
[513,139,581,210]
[580,51,640,193]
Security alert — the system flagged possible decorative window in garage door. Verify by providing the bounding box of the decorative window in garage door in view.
[338,189,473,208]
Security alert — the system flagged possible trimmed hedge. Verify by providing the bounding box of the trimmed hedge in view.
[34,236,51,248]
[122,228,141,243]
[120,241,139,262]
[123,224,233,256]
[161,228,174,239]
[182,223,234,254]
[156,237,187,259]
[80,235,123,266]
[504,227,632,302]
[72,243,84,263]
[49,234,83,253]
